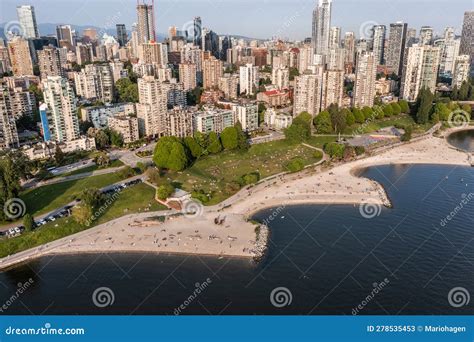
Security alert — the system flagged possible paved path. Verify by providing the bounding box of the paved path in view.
[0,175,146,233]
[24,166,126,189]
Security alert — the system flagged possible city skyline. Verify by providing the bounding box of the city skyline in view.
[0,0,472,41]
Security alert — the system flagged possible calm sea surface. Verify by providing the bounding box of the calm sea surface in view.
[0,164,473,315]
[448,129,474,152]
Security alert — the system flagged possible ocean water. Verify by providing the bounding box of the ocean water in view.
[0,164,472,315]
[448,129,474,152]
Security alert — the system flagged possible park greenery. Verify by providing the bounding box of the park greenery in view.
[149,139,323,205]
[153,123,250,172]
[0,183,166,258]
[87,127,124,149]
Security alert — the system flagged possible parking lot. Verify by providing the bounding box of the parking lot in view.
[1,178,144,239]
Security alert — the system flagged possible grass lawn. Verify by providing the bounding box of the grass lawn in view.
[154,140,323,205]
[20,172,130,217]
[0,183,167,258]
[306,136,339,148]
[60,159,124,177]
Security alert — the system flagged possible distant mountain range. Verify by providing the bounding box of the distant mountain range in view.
[0,22,261,42]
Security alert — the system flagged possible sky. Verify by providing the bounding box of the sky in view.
[1,0,472,40]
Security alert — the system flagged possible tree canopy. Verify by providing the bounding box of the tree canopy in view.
[153,137,189,171]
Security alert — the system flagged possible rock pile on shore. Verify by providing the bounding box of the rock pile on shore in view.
[251,224,269,260]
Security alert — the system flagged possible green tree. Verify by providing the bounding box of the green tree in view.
[415,87,434,124]
[220,126,239,150]
[0,152,31,220]
[330,109,347,134]
[80,188,104,209]
[23,213,35,231]
[156,183,175,200]
[136,162,148,174]
[88,128,109,149]
[153,137,189,171]
[54,145,65,165]
[240,172,260,186]
[353,108,365,124]
[324,142,345,160]
[184,137,203,159]
[391,102,402,115]
[289,67,299,81]
[459,81,470,101]
[207,132,223,154]
[116,78,139,103]
[343,108,355,126]
[118,166,136,178]
[383,104,394,117]
[285,112,312,143]
[462,104,472,115]
[314,110,333,133]
[362,107,374,120]
[373,105,385,119]
[93,151,111,168]
[72,205,94,226]
[168,143,189,171]
[401,125,413,142]
[434,103,451,121]
[110,130,124,147]
[258,103,266,124]
[399,100,410,114]
[235,122,250,151]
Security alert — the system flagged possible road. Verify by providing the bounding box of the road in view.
[111,142,156,167]
[0,174,146,234]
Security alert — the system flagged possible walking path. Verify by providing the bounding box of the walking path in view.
[0,127,471,270]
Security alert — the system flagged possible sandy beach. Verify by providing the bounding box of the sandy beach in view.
[0,211,267,270]
[0,130,471,270]
[218,135,470,217]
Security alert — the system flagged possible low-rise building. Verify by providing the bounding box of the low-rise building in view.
[108,116,139,144]
[166,106,195,138]
[194,108,234,134]
[81,103,136,129]
[257,88,291,108]
[23,137,96,160]
[264,108,293,130]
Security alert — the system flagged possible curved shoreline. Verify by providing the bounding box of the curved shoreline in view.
[0,132,471,271]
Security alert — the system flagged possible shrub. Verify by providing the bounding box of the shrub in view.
[240,172,260,186]
[286,158,305,173]
[156,183,175,200]
[355,146,366,156]
[324,142,345,160]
